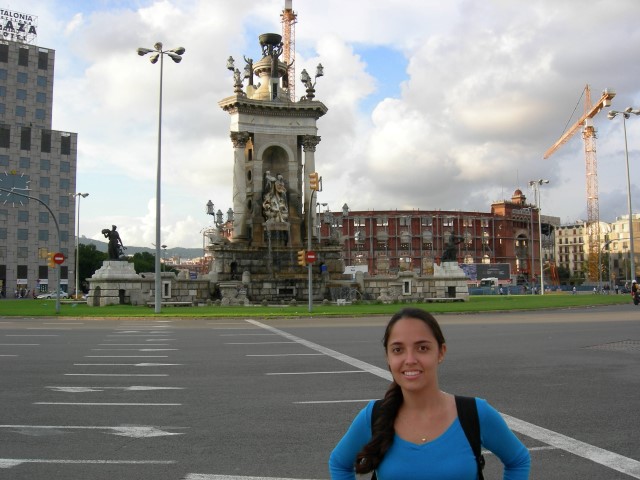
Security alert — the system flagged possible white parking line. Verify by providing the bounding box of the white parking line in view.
[0,459,175,468]
[266,371,366,376]
[65,374,168,377]
[98,344,171,346]
[34,402,181,406]
[247,319,640,478]
[0,344,39,346]
[85,355,168,358]
[225,342,296,345]
[5,335,58,337]
[247,354,323,357]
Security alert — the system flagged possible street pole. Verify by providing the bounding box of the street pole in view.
[307,191,315,313]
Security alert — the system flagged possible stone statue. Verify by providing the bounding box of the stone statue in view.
[102,225,125,260]
[442,234,463,262]
[262,172,289,223]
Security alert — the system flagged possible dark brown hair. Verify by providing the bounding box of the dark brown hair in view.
[355,308,445,474]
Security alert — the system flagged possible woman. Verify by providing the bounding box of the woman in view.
[329,307,530,479]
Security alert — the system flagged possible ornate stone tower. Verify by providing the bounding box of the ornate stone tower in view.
[219,33,327,248]
[209,31,342,303]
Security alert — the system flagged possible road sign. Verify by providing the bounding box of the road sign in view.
[53,252,65,265]
[305,251,317,263]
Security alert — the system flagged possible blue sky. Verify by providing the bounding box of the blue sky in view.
[15,0,640,248]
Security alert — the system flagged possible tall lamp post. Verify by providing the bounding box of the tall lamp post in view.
[137,42,185,313]
[70,192,89,299]
[529,179,549,294]
[608,107,639,283]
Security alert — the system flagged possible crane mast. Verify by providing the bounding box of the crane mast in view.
[281,0,297,101]
[544,85,615,281]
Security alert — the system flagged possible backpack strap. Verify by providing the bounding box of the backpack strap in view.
[370,400,383,480]
[455,395,486,480]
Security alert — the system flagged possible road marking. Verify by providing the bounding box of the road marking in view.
[43,322,84,325]
[27,328,72,330]
[182,476,323,480]
[225,342,296,345]
[34,402,181,406]
[0,354,17,357]
[5,335,59,337]
[98,343,171,346]
[65,374,168,377]
[503,414,640,478]
[0,344,39,346]
[294,399,375,404]
[91,348,177,351]
[0,459,175,468]
[248,319,640,478]
[220,334,277,336]
[47,386,184,392]
[266,370,366,375]
[0,425,185,438]
[74,363,182,367]
[85,355,168,358]
[247,354,323,357]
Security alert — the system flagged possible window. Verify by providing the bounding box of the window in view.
[16,89,27,100]
[18,48,29,66]
[60,231,69,242]
[36,109,45,120]
[60,161,70,173]
[0,154,7,166]
[17,265,28,279]
[38,50,49,70]
[38,230,49,241]
[0,245,5,258]
[39,212,49,223]
[376,216,388,227]
[60,178,69,190]
[38,266,48,280]
[354,217,366,227]
[16,106,26,117]
[0,125,9,147]
[40,177,50,188]
[20,127,31,151]
[0,227,6,239]
[59,212,69,224]
[0,209,6,220]
[59,195,69,208]
[399,216,411,227]
[0,43,7,62]
[17,229,28,241]
[61,134,71,155]
[40,159,50,171]
[19,157,30,168]
[421,216,433,227]
[37,75,46,87]
[443,217,454,227]
[41,130,51,153]
[17,210,28,222]
[36,92,46,103]
[17,72,27,83]
[39,194,49,204]
[0,86,5,96]
[17,247,28,259]
[0,69,6,79]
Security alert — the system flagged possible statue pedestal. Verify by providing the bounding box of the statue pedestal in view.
[86,260,144,306]
[433,261,469,299]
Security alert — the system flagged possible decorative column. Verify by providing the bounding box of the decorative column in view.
[301,135,321,237]
[230,131,250,240]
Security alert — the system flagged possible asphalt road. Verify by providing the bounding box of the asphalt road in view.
[0,305,638,479]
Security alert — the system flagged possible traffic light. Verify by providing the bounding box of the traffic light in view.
[309,172,319,191]
[297,250,307,267]
[47,252,56,268]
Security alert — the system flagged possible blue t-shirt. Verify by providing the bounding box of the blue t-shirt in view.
[329,397,530,480]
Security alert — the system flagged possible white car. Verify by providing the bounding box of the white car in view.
[36,290,69,299]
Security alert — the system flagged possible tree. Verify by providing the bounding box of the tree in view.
[78,243,107,292]
[131,251,156,274]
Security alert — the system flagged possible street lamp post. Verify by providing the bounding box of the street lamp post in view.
[529,179,549,294]
[316,202,327,242]
[608,107,639,283]
[137,42,185,313]
[70,192,89,299]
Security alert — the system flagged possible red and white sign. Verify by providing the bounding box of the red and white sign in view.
[305,251,317,263]
[53,252,65,265]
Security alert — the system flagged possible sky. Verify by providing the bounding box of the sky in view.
[14,0,640,249]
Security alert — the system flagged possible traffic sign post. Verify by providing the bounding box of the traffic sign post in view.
[53,252,65,265]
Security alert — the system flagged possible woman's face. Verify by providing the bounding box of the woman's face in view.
[385,317,446,393]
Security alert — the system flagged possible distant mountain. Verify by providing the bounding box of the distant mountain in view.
[80,237,203,259]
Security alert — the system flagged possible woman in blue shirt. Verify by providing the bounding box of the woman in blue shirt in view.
[329,308,530,479]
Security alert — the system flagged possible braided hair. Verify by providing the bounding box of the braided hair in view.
[354,308,445,474]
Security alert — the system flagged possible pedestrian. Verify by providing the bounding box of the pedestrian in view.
[572,286,577,295]
[328,307,531,479]
[615,284,619,295]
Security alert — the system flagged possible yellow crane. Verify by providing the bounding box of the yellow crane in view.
[544,85,615,281]
[281,0,297,101]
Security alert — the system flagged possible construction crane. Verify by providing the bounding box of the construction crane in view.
[544,85,615,281]
[281,0,297,101]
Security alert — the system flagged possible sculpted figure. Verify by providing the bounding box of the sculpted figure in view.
[102,225,125,260]
[262,172,289,223]
[442,234,463,262]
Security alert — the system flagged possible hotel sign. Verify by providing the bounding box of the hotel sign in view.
[0,9,37,44]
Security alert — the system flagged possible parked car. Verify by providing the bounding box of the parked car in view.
[36,290,69,299]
